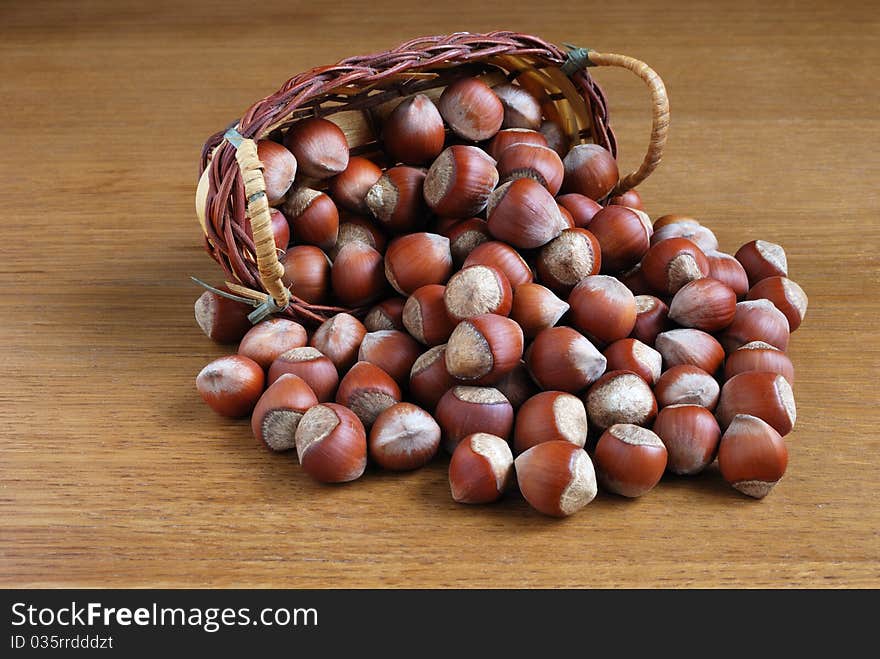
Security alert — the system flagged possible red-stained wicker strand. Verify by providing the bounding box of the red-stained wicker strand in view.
[197,31,668,325]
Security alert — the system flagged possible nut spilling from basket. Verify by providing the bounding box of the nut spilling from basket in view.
[194,69,806,517]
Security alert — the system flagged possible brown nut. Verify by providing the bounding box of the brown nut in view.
[442,217,491,265]
[556,193,602,229]
[514,391,588,454]
[515,441,597,517]
[717,414,788,499]
[525,326,607,393]
[652,404,720,475]
[585,371,658,431]
[486,128,548,160]
[602,338,662,386]
[357,330,422,387]
[329,216,387,259]
[403,284,458,346]
[409,344,459,411]
[331,242,388,307]
[630,295,671,347]
[435,386,514,454]
[267,347,339,400]
[369,402,441,470]
[294,403,367,483]
[382,94,445,165]
[438,78,504,141]
[668,278,737,332]
[366,166,428,234]
[443,265,513,321]
[706,251,750,299]
[723,341,795,384]
[493,360,540,410]
[310,313,367,373]
[561,143,619,200]
[496,143,564,195]
[327,156,383,214]
[423,145,499,218]
[239,318,309,369]
[588,205,651,273]
[535,228,602,295]
[283,188,340,250]
[492,82,543,130]
[653,365,720,409]
[194,289,253,344]
[283,117,349,179]
[720,299,790,353]
[734,240,788,286]
[486,178,568,249]
[594,424,667,497]
[746,276,808,332]
[651,222,718,253]
[280,245,331,304]
[568,275,637,345]
[251,374,319,452]
[256,140,298,205]
[463,240,533,287]
[640,238,710,295]
[449,433,514,504]
[335,361,401,428]
[196,355,265,418]
[384,232,453,296]
[364,297,406,332]
[539,120,568,156]
[654,329,725,374]
[716,371,796,436]
[510,283,569,339]
[445,314,524,385]
[607,188,644,210]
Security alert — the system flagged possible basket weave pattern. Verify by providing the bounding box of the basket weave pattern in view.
[197,31,668,324]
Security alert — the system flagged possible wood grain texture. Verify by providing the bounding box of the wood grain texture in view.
[1,0,878,588]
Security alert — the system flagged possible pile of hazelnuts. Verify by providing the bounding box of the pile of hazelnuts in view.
[194,76,808,517]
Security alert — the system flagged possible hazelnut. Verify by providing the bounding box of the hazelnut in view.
[329,216,387,259]
[734,239,788,286]
[327,156,383,214]
[280,245,331,304]
[364,297,406,332]
[705,251,750,299]
[514,391,588,454]
[717,414,788,499]
[492,83,543,130]
[268,347,339,400]
[487,179,568,249]
[594,424,667,497]
[640,238,710,295]
[588,205,651,273]
[514,441,597,517]
[238,318,309,369]
[585,371,658,431]
[653,214,698,230]
[568,275,637,345]
[409,344,459,411]
[357,330,422,387]
[196,355,265,418]
[294,403,367,483]
[720,299,790,353]
[668,278,737,331]
[525,326,607,393]
[449,433,514,504]
[335,361,402,428]
[653,364,720,409]
[630,295,671,347]
[535,228,602,295]
[283,117,349,179]
[382,94,445,165]
[423,145,499,218]
[403,284,458,346]
[746,276,808,332]
[283,188,339,250]
[384,232,453,296]
[539,120,568,156]
[463,241,533,287]
[256,140,297,205]
[510,283,570,339]
[651,222,719,253]
[496,143,564,195]
[331,242,388,307]
[434,386,514,454]
[607,188,645,210]
[442,217,491,265]
[194,289,253,344]
[654,329,725,374]
[309,313,367,372]
[443,265,513,321]
[716,371,796,436]
[493,360,539,410]
[366,166,428,234]
[556,193,602,229]
[486,128,548,160]
[438,78,504,141]
[251,374,319,452]
[445,314,524,385]
[561,143,619,200]
[602,338,662,386]
[369,402,441,471]
[723,341,795,384]
[652,404,720,475]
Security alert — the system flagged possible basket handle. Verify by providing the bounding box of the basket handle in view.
[228,131,291,310]
[568,49,669,195]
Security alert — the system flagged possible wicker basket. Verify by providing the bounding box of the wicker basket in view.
[196,31,669,325]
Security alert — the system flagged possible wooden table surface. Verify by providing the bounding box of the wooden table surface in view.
[2,0,878,588]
